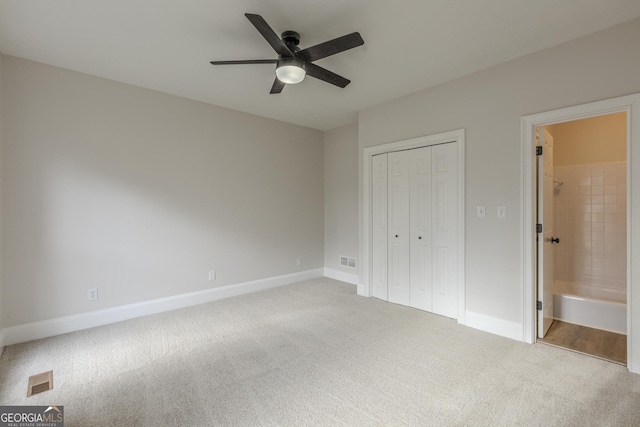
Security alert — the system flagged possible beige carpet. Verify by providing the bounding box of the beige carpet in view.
[1,278,639,426]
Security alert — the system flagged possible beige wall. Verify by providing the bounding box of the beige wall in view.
[2,56,324,327]
[359,19,640,324]
[324,123,359,275]
[550,112,627,166]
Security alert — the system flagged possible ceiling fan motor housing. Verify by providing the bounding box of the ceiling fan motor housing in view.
[281,31,301,48]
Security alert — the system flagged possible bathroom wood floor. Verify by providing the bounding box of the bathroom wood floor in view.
[538,320,626,365]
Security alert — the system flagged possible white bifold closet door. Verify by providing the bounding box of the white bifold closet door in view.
[372,143,458,319]
[372,154,389,301]
[387,149,411,305]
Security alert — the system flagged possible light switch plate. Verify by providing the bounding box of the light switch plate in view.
[477,206,486,218]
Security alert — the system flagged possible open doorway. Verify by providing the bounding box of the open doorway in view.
[521,93,640,374]
[536,113,627,365]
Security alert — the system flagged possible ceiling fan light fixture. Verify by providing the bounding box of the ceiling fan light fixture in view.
[275,58,305,84]
[210,14,364,93]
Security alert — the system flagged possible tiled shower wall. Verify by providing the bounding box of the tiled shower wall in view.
[554,162,627,289]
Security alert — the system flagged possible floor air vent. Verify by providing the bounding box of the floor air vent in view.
[27,370,53,397]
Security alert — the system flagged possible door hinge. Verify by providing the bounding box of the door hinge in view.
[536,224,542,233]
[536,146,543,156]
[536,301,542,311]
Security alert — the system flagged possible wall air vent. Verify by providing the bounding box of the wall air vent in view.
[340,256,357,269]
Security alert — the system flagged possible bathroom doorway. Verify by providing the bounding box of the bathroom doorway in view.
[536,113,627,364]
[522,93,640,374]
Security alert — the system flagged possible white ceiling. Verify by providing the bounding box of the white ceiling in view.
[1,1,640,131]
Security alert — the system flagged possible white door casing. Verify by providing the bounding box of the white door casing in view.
[537,128,554,338]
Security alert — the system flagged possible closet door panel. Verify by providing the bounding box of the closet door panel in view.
[431,143,458,319]
[387,150,410,306]
[372,154,388,300]
[410,146,432,311]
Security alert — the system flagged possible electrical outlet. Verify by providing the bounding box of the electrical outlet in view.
[88,288,98,301]
[208,270,216,281]
[296,257,302,266]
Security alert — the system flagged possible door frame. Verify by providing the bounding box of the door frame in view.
[360,129,466,323]
[521,93,640,373]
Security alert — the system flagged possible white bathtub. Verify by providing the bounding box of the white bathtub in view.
[553,281,626,334]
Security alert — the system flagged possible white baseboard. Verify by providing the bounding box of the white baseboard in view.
[465,310,523,341]
[323,268,360,286]
[2,268,324,346]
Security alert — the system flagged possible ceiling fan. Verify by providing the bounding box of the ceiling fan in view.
[210,13,364,94]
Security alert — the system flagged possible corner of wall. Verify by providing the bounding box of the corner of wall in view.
[323,123,360,283]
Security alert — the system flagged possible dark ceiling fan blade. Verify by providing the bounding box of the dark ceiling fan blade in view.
[270,78,285,94]
[245,13,293,58]
[210,59,278,65]
[305,63,350,88]
[296,32,364,62]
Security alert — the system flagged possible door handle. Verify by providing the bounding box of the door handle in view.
[550,237,560,244]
